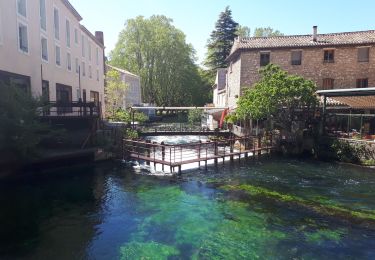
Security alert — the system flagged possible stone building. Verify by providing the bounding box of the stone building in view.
[212,68,227,107]
[106,65,142,109]
[226,26,375,109]
[208,68,227,129]
[0,0,106,114]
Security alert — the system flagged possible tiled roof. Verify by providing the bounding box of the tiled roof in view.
[228,30,375,60]
[107,65,140,78]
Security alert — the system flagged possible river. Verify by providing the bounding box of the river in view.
[0,136,375,259]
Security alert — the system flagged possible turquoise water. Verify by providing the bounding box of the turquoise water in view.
[1,158,375,259]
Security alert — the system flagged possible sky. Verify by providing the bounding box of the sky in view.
[70,0,375,66]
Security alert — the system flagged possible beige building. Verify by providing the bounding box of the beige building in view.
[226,27,375,109]
[0,0,105,113]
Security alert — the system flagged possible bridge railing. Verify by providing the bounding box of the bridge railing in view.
[123,134,278,166]
[138,123,216,133]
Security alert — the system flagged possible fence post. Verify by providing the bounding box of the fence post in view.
[170,147,172,173]
[269,134,273,154]
[161,141,165,171]
[258,135,262,157]
[198,141,201,167]
[146,140,151,165]
[205,146,208,170]
[214,141,218,166]
[153,143,156,167]
[230,137,234,162]
[253,137,256,159]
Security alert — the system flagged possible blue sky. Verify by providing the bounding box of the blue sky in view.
[70,0,375,66]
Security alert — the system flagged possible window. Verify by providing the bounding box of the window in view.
[82,61,86,76]
[358,47,369,62]
[39,0,46,31]
[291,50,302,65]
[96,69,99,81]
[322,78,334,90]
[41,37,48,61]
[96,48,99,65]
[66,19,70,47]
[17,0,27,18]
[55,45,61,66]
[18,22,28,53]
[90,91,99,106]
[88,41,92,61]
[54,8,59,40]
[260,52,270,66]
[356,78,368,88]
[323,50,334,63]
[74,28,78,44]
[67,53,71,71]
[75,58,79,73]
[89,65,92,78]
[81,35,85,57]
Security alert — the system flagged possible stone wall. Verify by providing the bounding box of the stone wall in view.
[238,45,375,93]
[226,55,242,108]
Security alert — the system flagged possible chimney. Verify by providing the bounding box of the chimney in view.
[95,31,104,46]
[312,26,318,42]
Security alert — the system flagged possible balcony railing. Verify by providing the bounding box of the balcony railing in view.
[38,101,100,117]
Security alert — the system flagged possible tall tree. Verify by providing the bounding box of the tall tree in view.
[253,27,284,37]
[110,15,208,106]
[205,6,238,72]
[236,25,251,38]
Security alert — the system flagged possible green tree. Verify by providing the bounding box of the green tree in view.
[110,15,206,106]
[236,64,317,132]
[105,69,128,120]
[0,83,50,162]
[253,27,284,37]
[188,109,203,125]
[205,6,239,72]
[236,25,251,38]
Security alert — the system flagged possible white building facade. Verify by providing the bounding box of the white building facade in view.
[0,0,105,112]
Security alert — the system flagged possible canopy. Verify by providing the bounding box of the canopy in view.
[317,87,375,109]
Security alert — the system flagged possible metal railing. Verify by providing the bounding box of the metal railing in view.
[37,101,100,117]
[123,134,278,167]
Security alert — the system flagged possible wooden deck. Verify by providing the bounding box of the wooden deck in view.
[123,135,277,173]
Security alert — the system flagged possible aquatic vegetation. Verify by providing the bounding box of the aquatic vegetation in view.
[221,184,375,227]
[119,241,179,259]
[305,228,346,245]
[121,186,290,259]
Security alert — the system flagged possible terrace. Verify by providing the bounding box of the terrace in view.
[317,87,375,141]
[38,101,101,118]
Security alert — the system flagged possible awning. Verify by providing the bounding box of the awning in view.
[317,87,375,109]
[206,108,225,121]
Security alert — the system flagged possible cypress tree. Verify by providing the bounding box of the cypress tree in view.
[205,6,238,72]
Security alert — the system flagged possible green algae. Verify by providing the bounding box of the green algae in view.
[305,228,346,245]
[221,184,375,225]
[121,185,290,259]
[120,241,179,260]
